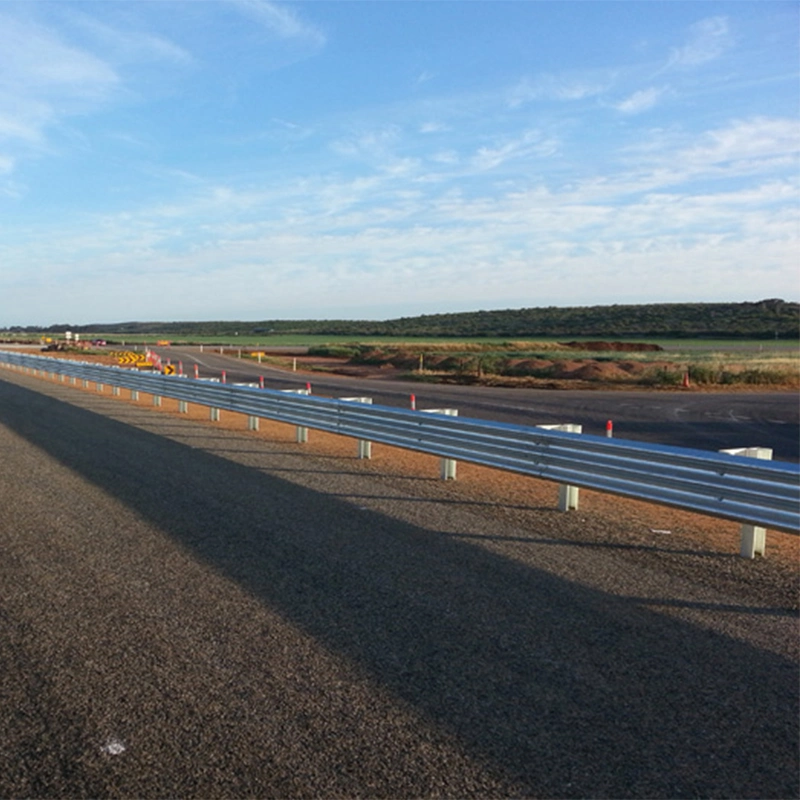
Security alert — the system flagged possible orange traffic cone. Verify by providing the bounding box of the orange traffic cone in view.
[682,372,690,388]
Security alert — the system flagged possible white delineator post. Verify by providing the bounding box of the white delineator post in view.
[720,446,774,558]
[537,424,583,511]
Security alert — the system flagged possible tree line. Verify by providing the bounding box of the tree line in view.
[5,299,798,339]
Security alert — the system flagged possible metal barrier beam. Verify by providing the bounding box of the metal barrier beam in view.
[1,351,798,541]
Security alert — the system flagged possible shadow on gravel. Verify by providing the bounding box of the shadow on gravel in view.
[1,378,798,799]
[437,529,745,558]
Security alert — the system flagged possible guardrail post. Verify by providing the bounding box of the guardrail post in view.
[720,447,774,557]
[178,400,188,414]
[130,389,139,401]
[537,424,583,510]
[96,382,104,393]
[248,415,260,430]
[340,397,373,458]
[153,394,162,407]
[280,389,311,443]
[421,408,458,479]
[112,386,120,397]
[210,407,221,422]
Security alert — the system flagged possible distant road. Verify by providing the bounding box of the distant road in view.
[156,346,800,461]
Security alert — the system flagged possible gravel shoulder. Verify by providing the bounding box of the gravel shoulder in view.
[0,368,797,798]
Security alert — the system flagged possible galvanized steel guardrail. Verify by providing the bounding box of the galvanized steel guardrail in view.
[2,350,798,540]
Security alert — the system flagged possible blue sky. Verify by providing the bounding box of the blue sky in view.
[1,1,798,325]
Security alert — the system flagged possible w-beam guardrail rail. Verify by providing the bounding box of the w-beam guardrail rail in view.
[2,351,798,553]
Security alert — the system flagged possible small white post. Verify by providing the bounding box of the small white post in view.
[421,408,458,480]
[537,424,583,511]
[153,395,162,407]
[720,447,773,558]
[210,407,221,422]
[248,415,260,430]
[130,389,139,401]
[112,386,120,397]
[178,400,188,414]
[280,388,310,443]
[341,397,373,459]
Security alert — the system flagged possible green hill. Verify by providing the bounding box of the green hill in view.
[6,299,798,340]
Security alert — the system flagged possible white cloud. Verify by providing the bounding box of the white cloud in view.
[419,121,448,134]
[230,0,326,46]
[330,126,402,161]
[0,13,118,100]
[472,130,559,171]
[668,16,733,68]
[685,117,800,167]
[615,87,665,115]
[507,71,612,107]
[0,13,120,176]
[68,13,193,66]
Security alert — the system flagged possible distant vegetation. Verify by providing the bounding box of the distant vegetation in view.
[3,299,798,340]
[302,339,799,389]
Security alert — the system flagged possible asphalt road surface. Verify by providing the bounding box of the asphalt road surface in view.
[0,369,797,798]
[155,346,800,461]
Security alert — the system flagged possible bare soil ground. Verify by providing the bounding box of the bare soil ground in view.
[269,353,800,392]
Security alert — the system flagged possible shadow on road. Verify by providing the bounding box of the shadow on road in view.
[1,377,797,798]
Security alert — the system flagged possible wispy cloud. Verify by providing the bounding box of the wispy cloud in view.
[507,71,612,108]
[669,117,799,180]
[668,16,733,68]
[419,121,448,134]
[615,87,665,115]
[0,13,118,102]
[68,13,193,66]
[229,0,326,46]
[471,130,559,171]
[0,12,119,170]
